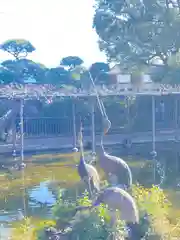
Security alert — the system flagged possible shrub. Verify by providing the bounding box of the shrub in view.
[45,189,127,239]
[132,184,179,239]
[11,184,180,239]
[10,217,56,240]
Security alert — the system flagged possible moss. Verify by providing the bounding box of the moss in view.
[0,162,79,200]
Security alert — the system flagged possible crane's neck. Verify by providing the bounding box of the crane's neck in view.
[79,154,86,168]
[79,140,87,171]
[79,139,85,163]
[99,131,105,154]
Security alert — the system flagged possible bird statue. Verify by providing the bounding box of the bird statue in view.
[87,75,133,188]
[98,117,133,189]
[94,186,139,221]
[77,121,100,197]
[76,186,139,239]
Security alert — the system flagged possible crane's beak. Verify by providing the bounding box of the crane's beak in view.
[103,119,111,135]
[104,128,109,135]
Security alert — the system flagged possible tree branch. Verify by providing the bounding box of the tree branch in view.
[177,0,180,12]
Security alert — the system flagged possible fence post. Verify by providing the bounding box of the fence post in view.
[91,98,96,154]
[151,95,157,182]
[20,99,24,163]
[72,100,77,151]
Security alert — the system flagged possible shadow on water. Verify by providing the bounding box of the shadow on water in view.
[1,142,180,238]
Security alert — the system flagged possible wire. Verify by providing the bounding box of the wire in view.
[88,71,108,119]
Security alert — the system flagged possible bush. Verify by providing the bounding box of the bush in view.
[132,184,179,239]
[10,217,56,240]
[11,184,180,239]
[41,189,127,239]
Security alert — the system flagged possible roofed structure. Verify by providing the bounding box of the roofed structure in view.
[0,82,178,100]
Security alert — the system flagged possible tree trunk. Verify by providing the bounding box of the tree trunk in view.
[130,72,144,89]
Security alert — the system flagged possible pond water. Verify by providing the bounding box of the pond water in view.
[1,142,180,239]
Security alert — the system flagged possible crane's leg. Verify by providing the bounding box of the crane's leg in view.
[108,173,118,186]
[87,178,93,199]
[126,222,141,240]
[108,209,119,240]
[109,209,117,227]
[76,183,78,199]
[77,179,89,198]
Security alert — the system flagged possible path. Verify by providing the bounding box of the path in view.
[0,129,179,154]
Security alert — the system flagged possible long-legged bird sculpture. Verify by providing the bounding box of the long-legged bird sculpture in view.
[98,117,133,189]
[88,70,133,188]
[76,186,139,239]
[77,122,100,197]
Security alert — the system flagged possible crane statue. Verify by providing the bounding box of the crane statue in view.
[76,186,140,239]
[97,111,133,189]
[77,121,100,197]
[45,187,143,240]
[88,71,132,189]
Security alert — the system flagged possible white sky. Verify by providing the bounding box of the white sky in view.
[0,0,106,67]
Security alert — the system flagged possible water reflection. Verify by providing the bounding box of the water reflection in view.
[0,210,18,222]
[29,181,56,206]
[0,225,10,239]
[0,143,180,236]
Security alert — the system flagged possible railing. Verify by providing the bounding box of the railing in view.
[24,117,72,137]
[2,82,180,99]
[23,117,107,138]
[23,117,179,138]
[23,117,126,138]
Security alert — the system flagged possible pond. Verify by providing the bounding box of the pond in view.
[1,142,180,239]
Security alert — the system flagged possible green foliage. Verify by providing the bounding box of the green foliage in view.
[38,185,180,239]
[1,39,35,59]
[90,62,109,73]
[0,66,15,84]
[11,217,56,240]
[44,67,73,85]
[70,65,86,82]
[0,39,119,87]
[60,56,84,69]
[132,184,180,238]
[88,62,115,85]
[130,70,144,86]
[52,189,78,226]
[0,59,47,84]
[93,0,180,83]
[0,41,87,86]
[10,183,180,239]
[151,52,180,83]
[50,189,126,239]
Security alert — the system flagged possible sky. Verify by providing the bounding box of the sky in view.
[0,0,106,67]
